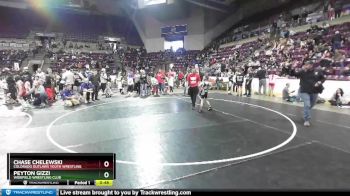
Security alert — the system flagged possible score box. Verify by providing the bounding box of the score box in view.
[7,153,116,185]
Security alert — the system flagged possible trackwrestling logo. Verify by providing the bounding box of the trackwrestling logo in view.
[2,189,57,196]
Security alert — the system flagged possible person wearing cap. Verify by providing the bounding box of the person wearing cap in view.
[187,68,201,110]
[289,61,326,127]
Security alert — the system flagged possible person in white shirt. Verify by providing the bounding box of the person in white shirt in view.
[134,70,141,95]
[227,70,234,95]
[151,74,159,96]
[127,72,134,97]
[35,68,46,84]
[100,68,108,94]
[62,68,75,90]
[117,71,123,94]
[167,69,175,94]
[268,71,277,97]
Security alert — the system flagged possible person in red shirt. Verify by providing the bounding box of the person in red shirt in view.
[156,69,165,95]
[187,68,201,110]
[178,71,184,87]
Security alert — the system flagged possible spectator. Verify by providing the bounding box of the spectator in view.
[80,79,94,103]
[244,70,253,97]
[30,80,48,107]
[127,72,134,97]
[100,68,108,94]
[256,67,267,95]
[91,70,100,101]
[334,0,343,19]
[62,68,75,90]
[268,71,277,97]
[329,88,345,107]
[331,31,343,51]
[156,69,165,95]
[235,69,244,97]
[289,61,326,127]
[282,83,296,102]
[61,84,80,107]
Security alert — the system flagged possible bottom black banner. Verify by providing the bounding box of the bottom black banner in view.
[59,189,192,196]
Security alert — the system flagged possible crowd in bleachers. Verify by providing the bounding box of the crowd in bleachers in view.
[211,0,348,47]
[205,21,350,80]
[0,50,29,72]
[48,51,116,74]
[117,46,202,74]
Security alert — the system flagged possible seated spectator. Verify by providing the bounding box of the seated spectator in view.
[80,79,94,103]
[30,80,48,107]
[282,83,296,102]
[61,85,80,107]
[331,31,344,52]
[5,75,17,104]
[329,88,346,107]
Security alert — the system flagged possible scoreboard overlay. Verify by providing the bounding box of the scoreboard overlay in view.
[7,153,115,186]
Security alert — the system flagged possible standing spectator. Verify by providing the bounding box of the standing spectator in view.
[117,71,123,94]
[334,0,343,19]
[256,67,267,95]
[151,73,159,96]
[328,3,335,20]
[35,68,46,84]
[134,70,141,95]
[91,70,100,101]
[227,70,234,95]
[178,71,184,87]
[62,68,75,90]
[244,70,253,97]
[140,68,147,97]
[167,69,175,94]
[156,69,165,95]
[268,71,277,97]
[127,72,134,97]
[235,69,244,97]
[289,61,326,127]
[187,68,201,110]
[100,68,108,95]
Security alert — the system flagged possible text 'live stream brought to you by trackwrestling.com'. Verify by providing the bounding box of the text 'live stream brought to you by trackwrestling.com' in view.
[59,189,192,196]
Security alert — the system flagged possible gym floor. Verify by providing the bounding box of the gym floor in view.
[1,92,350,190]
